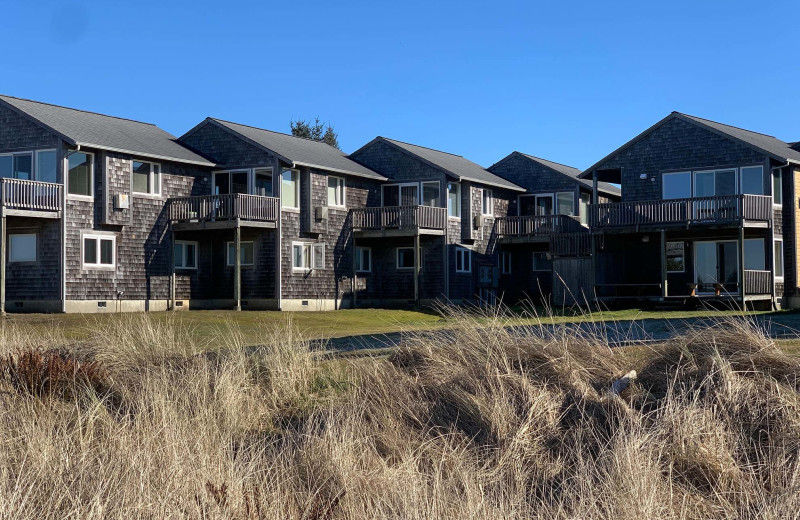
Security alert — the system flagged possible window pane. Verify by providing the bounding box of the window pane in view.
[0,156,11,179]
[744,239,765,270]
[328,177,340,206]
[579,192,590,225]
[242,243,254,265]
[663,172,691,199]
[448,182,460,217]
[773,170,782,205]
[282,170,297,208]
[68,153,92,196]
[556,192,575,216]
[227,243,235,265]
[383,185,399,206]
[255,170,272,197]
[36,150,57,183]
[398,248,414,268]
[100,239,113,264]
[694,171,714,198]
[174,244,184,267]
[482,190,492,214]
[536,196,553,216]
[10,234,36,262]
[153,164,160,194]
[741,166,763,195]
[666,242,685,272]
[775,241,784,277]
[313,243,325,269]
[422,182,439,207]
[214,172,230,195]
[715,169,737,196]
[84,238,97,264]
[132,161,150,193]
[186,244,196,268]
[293,245,303,268]
[231,171,248,194]
[14,154,32,180]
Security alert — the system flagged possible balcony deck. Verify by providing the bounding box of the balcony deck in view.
[589,194,772,232]
[349,205,446,237]
[495,214,587,243]
[0,178,63,218]
[168,193,279,230]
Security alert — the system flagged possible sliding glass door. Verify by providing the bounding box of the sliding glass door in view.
[695,240,739,294]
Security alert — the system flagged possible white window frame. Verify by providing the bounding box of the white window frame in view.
[82,232,116,269]
[313,243,325,270]
[774,238,784,280]
[226,241,255,267]
[8,233,37,263]
[67,151,95,200]
[421,180,441,207]
[500,251,511,274]
[381,182,420,207]
[534,193,554,216]
[396,247,415,270]
[291,241,325,272]
[455,247,472,273]
[739,165,764,196]
[35,149,57,183]
[253,167,273,197]
[692,168,738,198]
[555,191,576,216]
[661,171,692,200]
[532,251,551,272]
[665,241,685,273]
[327,176,346,207]
[356,246,372,273]
[772,168,783,207]
[482,188,494,216]
[281,168,300,210]
[131,159,161,197]
[0,151,33,181]
[447,181,461,219]
[174,240,198,270]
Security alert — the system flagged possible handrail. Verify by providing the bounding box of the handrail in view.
[349,205,447,231]
[0,178,62,212]
[168,193,280,222]
[495,214,585,236]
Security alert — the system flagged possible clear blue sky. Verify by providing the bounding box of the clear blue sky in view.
[2,0,798,170]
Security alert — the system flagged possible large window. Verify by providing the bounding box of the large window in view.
[773,168,783,206]
[662,172,691,199]
[254,168,273,197]
[579,192,591,226]
[292,242,325,271]
[68,152,93,197]
[226,241,254,266]
[422,181,440,207]
[482,189,493,216]
[455,247,471,273]
[83,233,115,269]
[9,234,36,263]
[535,194,553,215]
[36,150,57,183]
[532,252,552,272]
[666,241,685,273]
[397,247,415,269]
[282,168,299,209]
[132,160,161,195]
[447,182,461,218]
[214,170,248,195]
[0,152,32,180]
[382,184,419,206]
[174,241,198,269]
[327,176,345,207]
[694,168,737,197]
[744,238,765,270]
[556,192,575,216]
[355,246,372,273]
[740,166,764,195]
[774,239,784,279]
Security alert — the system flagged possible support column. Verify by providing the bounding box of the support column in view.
[0,216,5,317]
[414,232,420,308]
[592,170,599,205]
[660,229,667,299]
[170,228,176,311]
[234,224,241,311]
[352,235,357,308]
[738,225,746,309]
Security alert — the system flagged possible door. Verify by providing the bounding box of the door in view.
[535,194,554,216]
[400,184,419,206]
[213,171,249,195]
[693,169,738,220]
[695,241,739,294]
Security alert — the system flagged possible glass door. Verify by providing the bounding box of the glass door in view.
[400,184,419,206]
[694,240,739,294]
[535,194,553,215]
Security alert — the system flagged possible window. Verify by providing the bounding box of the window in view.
[501,251,511,274]
[744,238,765,271]
[532,252,552,271]
[694,169,737,197]
[774,239,784,279]
[382,184,418,206]
[214,170,248,195]
[397,247,415,269]
[68,152,93,196]
[556,192,575,216]
[579,192,591,226]
[132,160,161,195]
[662,172,691,199]
[773,168,783,206]
[226,242,254,266]
[83,234,115,268]
[422,181,440,207]
[282,168,299,208]
[9,234,36,263]
[174,241,198,269]
[292,242,312,271]
[327,176,346,207]
[356,246,372,273]
[482,189,493,216]
[740,166,764,195]
[0,152,33,180]
[535,194,554,215]
[313,243,325,270]
[36,150,57,183]
[666,241,685,273]
[254,168,273,197]
[455,247,471,273]
[447,182,461,218]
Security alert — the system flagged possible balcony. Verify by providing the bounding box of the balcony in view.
[1,178,63,218]
[168,193,280,230]
[349,205,446,237]
[589,194,772,231]
[496,214,586,241]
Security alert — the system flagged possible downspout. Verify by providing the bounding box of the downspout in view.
[770,161,790,309]
[61,144,80,313]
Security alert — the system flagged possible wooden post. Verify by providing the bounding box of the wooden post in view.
[169,228,176,311]
[414,232,420,308]
[738,225,745,309]
[660,229,667,299]
[0,216,5,317]
[234,224,241,311]
[352,234,357,309]
[592,170,599,205]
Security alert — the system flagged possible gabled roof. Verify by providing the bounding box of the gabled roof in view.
[579,111,800,179]
[489,151,620,197]
[0,95,215,167]
[182,118,387,181]
[354,137,524,191]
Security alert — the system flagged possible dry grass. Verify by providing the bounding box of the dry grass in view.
[0,309,798,519]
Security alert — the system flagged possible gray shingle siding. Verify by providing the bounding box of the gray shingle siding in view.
[179,122,274,169]
[0,104,60,152]
[489,153,579,194]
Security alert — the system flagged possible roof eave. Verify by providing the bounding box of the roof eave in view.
[75,142,216,167]
[292,161,387,181]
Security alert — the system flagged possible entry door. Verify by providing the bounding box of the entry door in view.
[695,241,739,294]
[535,194,554,216]
[400,184,419,206]
[213,171,249,195]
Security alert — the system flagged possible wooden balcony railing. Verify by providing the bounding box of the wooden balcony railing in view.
[589,194,772,229]
[550,233,592,258]
[350,205,447,231]
[168,194,280,223]
[1,178,62,213]
[496,214,585,236]
[744,270,771,295]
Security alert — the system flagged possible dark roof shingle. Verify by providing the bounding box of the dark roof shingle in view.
[0,95,215,166]
[516,153,620,196]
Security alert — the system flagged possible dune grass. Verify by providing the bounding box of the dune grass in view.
[0,309,799,518]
